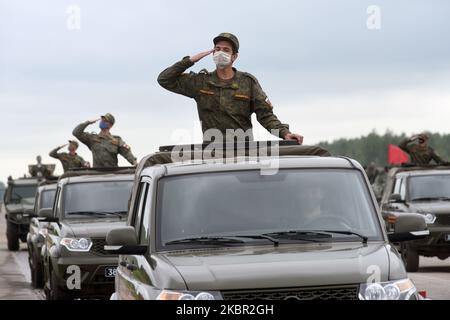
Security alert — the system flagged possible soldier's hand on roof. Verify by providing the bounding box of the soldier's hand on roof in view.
[190,49,214,63]
[284,133,304,145]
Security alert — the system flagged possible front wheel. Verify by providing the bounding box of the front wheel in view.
[30,251,44,288]
[401,242,420,272]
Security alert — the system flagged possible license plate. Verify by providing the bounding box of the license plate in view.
[104,266,117,278]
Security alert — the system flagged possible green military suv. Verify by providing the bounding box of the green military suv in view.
[27,180,58,288]
[40,168,134,300]
[381,165,450,272]
[105,141,427,300]
[4,176,39,251]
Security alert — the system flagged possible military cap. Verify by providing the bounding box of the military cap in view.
[101,113,116,125]
[68,140,79,148]
[213,33,239,53]
[419,132,430,141]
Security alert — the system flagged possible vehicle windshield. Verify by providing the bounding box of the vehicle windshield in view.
[10,185,37,202]
[40,189,56,209]
[409,174,450,201]
[64,181,133,219]
[156,169,382,249]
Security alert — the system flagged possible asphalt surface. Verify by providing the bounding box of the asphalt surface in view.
[0,212,449,300]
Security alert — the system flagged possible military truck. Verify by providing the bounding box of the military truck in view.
[0,181,5,204]
[380,165,450,272]
[39,167,134,300]
[27,180,58,288]
[4,176,40,251]
[105,141,427,300]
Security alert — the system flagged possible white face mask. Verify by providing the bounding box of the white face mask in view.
[213,51,232,69]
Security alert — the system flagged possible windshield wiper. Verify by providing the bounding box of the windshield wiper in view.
[165,236,246,246]
[67,211,127,220]
[308,230,368,244]
[264,230,368,244]
[226,234,280,247]
[412,196,450,202]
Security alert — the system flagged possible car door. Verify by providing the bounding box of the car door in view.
[116,177,151,300]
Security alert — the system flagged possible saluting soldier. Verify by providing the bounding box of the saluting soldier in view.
[72,113,137,168]
[157,32,304,143]
[49,140,88,172]
[399,133,446,166]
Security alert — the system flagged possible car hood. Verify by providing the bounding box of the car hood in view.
[407,201,450,214]
[162,242,391,291]
[64,219,126,238]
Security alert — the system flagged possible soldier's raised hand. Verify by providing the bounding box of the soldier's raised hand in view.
[190,49,214,63]
[88,118,101,125]
[60,143,69,149]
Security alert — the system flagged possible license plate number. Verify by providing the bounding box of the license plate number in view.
[104,267,117,278]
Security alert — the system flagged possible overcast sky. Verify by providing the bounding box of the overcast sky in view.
[1,0,450,180]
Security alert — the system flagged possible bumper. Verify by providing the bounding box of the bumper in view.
[410,227,450,254]
[52,255,119,298]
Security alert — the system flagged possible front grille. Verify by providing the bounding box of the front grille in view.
[91,238,110,255]
[437,214,450,226]
[222,285,359,300]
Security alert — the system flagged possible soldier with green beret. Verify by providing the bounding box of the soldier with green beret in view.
[49,140,89,172]
[157,32,304,143]
[72,113,137,168]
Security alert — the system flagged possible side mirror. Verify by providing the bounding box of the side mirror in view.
[38,208,59,222]
[389,194,403,203]
[105,227,148,255]
[388,214,429,242]
[24,208,36,217]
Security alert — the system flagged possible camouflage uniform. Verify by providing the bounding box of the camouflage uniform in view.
[49,146,86,172]
[399,138,444,165]
[157,57,291,141]
[72,121,137,168]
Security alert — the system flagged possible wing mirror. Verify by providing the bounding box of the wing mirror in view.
[389,194,404,203]
[388,214,429,242]
[105,227,148,255]
[38,208,59,222]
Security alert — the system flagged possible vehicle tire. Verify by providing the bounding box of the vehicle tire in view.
[6,221,20,251]
[30,252,44,288]
[401,242,420,273]
[49,270,72,300]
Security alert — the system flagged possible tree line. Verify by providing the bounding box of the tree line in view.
[317,130,450,167]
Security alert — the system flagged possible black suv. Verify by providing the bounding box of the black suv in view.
[381,165,450,272]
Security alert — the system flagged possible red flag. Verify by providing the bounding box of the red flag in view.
[388,144,409,165]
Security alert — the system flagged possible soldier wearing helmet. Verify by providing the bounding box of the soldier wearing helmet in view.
[157,33,304,144]
[399,133,446,165]
[72,113,137,168]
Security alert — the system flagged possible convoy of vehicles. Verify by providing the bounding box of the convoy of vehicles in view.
[381,166,450,272]
[4,142,447,300]
[104,142,427,300]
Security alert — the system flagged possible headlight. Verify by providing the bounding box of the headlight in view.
[60,238,92,252]
[359,279,417,300]
[423,213,436,224]
[156,290,221,300]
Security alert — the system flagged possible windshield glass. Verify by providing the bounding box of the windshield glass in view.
[10,185,37,202]
[40,189,56,209]
[409,175,450,201]
[157,169,381,249]
[64,181,133,218]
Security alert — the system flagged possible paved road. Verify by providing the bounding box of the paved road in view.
[0,214,44,300]
[0,211,449,300]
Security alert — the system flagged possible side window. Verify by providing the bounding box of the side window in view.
[139,182,152,245]
[133,182,148,238]
[393,177,402,195]
[399,178,407,200]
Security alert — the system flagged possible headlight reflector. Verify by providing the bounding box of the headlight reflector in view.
[60,238,92,252]
[360,279,417,300]
[156,290,221,300]
[424,213,436,224]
